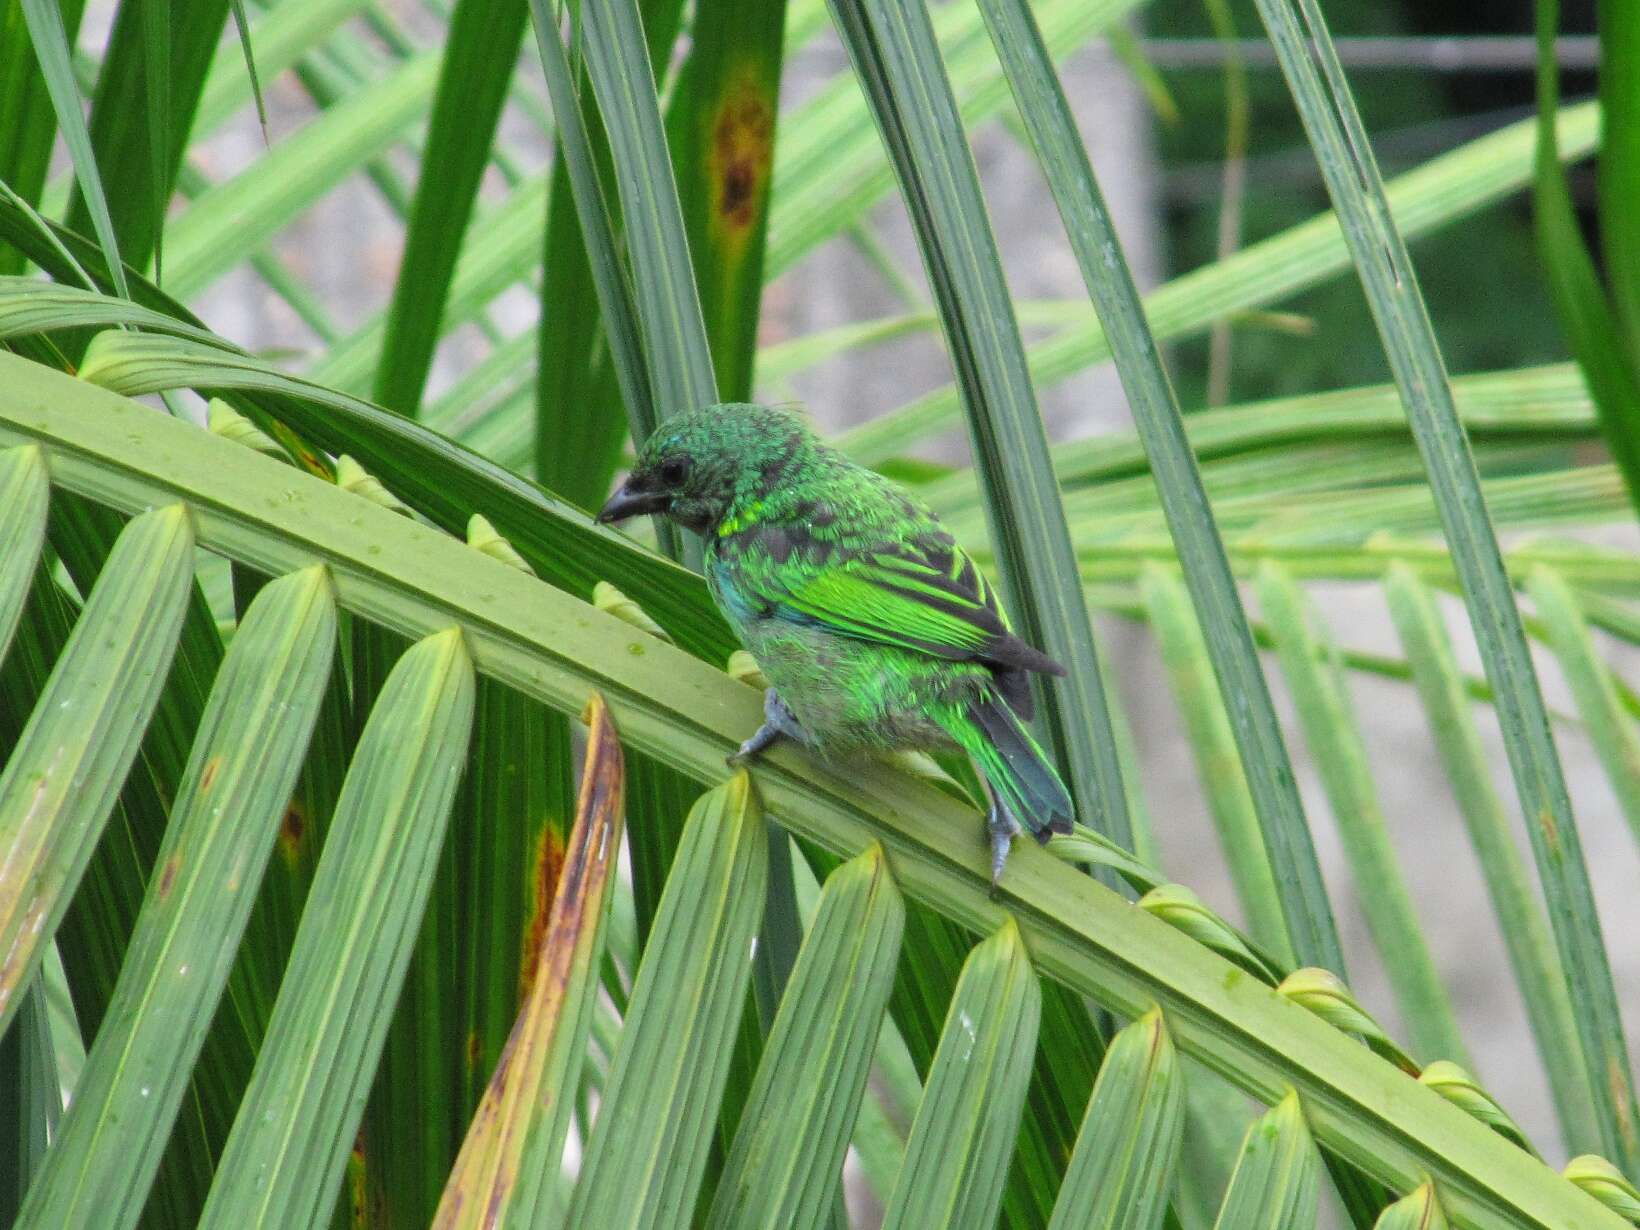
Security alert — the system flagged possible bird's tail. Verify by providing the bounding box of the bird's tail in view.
[947,693,1074,841]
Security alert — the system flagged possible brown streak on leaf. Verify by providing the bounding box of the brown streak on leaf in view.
[157,854,181,898]
[437,696,625,1230]
[708,71,775,238]
[198,755,223,793]
[517,826,565,1005]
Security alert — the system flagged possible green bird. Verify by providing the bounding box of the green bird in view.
[597,402,1074,882]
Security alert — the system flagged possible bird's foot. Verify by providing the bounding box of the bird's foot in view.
[984,794,1022,897]
[727,688,809,767]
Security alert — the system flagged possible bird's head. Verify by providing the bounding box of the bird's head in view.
[596,402,809,535]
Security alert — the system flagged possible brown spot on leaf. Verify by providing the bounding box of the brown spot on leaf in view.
[348,1131,371,1228]
[708,73,775,239]
[465,1028,482,1074]
[157,855,181,898]
[518,825,566,1003]
[278,799,308,866]
[198,756,223,794]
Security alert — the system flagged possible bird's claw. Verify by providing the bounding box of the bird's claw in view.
[725,737,762,768]
[985,794,1022,895]
[728,688,807,768]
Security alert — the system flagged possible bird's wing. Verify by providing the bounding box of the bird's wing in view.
[726,528,1066,679]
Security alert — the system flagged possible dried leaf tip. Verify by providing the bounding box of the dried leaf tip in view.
[594,581,672,642]
[334,454,411,515]
[467,513,535,575]
[207,398,287,461]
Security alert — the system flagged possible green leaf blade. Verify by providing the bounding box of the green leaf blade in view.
[1385,565,1594,1155]
[1213,1093,1322,1230]
[197,627,476,1230]
[880,919,1042,1230]
[0,444,49,662]
[16,566,338,1230]
[374,0,530,415]
[566,772,769,1230]
[1047,1007,1185,1230]
[1252,0,1640,1171]
[827,0,1131,850]
[707,842,904,1230]
[1255,562,1466,1065]
[0,503,194,1035]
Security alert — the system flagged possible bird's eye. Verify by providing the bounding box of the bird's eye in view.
[659,456,691,487]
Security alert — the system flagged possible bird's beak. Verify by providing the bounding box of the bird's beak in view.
[595,480,670,525]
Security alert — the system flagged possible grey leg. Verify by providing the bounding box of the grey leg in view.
[727,688,809,766]
[984,782,1022,891]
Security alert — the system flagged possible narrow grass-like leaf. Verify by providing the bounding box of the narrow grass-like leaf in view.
[827,0,1130,850]
[223,0,266,141]
[198,628,476,1229]
[433,693,624,1230]
[164,53,442,300]
[1526,568,1640,853]
[707,842,904,1230]
[1384,563,1595,1153]
[576,0,718,416]
[1139,564,1288,962]
[1,356,1628,1230]
[0,276,237,346]
[0,981,55,1223]
[816,10,1130,1218]
[1602,0,1640,361]
[840,104,1600,464]
[17,567,337,1230]
[1252,0,1640,1171]
[882,919,1041,1230]
[527,0,664,514]
[165,50,442,298]
[140,0,169,283]
[976,0,1333,966]
[1533,0,1640,516]
[567,773,768,1229]
[0,444,48,660]
[64,0,226,281]
[1256,563,1465,1064]
[1047,1007,1185,1230]
[1418,1061,1537,1157]
[374,0,529,414]
[191,0,368,139]
[18,0,129,297]
[0,0,87,276]
[0,504,192,1034]
[1377,1183,1451,1230]
[765,0,1138,281]
[1213,1094,1322,1230]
